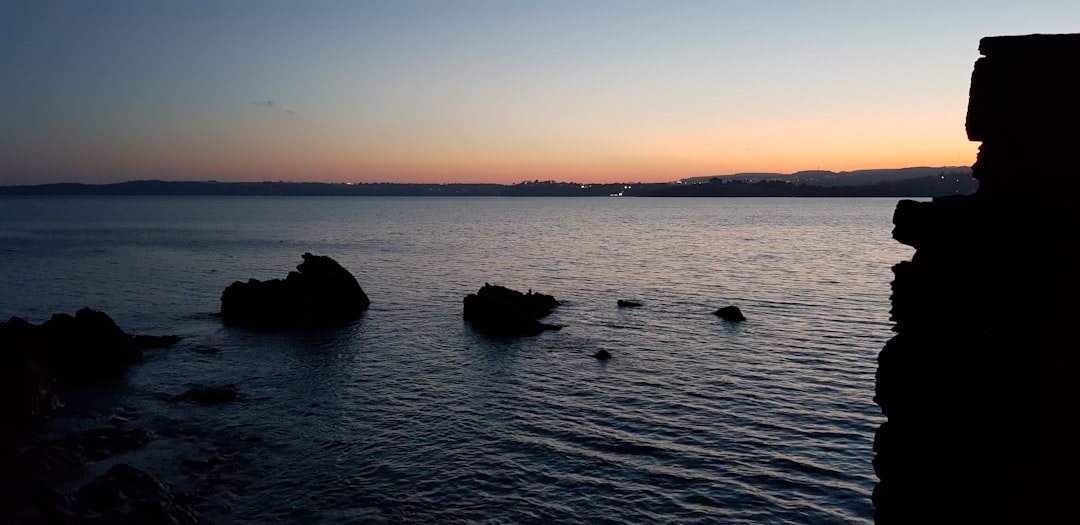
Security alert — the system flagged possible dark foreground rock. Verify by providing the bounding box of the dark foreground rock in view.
[1,310,188,525]
[1,309,176,442]
[220,252,370,329]
[713,306,746,322]
[75,463,199,525]
[463,284,561,337]
[873,34,1080,523]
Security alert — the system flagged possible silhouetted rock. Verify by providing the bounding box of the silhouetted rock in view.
[220,252,370,329]
[617,300,643,308]
[168,384,238,404]
[873,34,1080,524]
[75,463,199,525]
[36,309,143,385]
[1,309,167,441]
[594,349,612,360]
[463,284,561,336]
[713,306,746,322]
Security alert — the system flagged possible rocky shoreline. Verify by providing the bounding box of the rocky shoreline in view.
[1,308,198,524]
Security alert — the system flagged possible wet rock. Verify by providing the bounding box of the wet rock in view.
[75,463,199,525]
[594,349,612,360]
[220,252,370,329]
[617,300,643,308]
[463,284,561,337]
[75,428,154,461]
[168,384,238,404]
[713,305,746,322]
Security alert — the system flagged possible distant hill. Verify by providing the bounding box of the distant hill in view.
[644,172,977,197]
[680,166,973,187]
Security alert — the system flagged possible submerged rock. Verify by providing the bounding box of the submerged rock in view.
[131,334,182,350]
[463,284,561,337]
[220,252,370,329]
[168,384,239,404]
[713,305,746,322]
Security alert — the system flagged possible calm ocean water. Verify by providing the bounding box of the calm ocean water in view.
[0,196,912,524]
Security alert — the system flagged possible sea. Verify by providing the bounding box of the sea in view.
[0,196,913,524]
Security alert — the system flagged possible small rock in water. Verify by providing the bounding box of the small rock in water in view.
[714,305,746,322]
[594,349,612,360]
[617,300,643,308]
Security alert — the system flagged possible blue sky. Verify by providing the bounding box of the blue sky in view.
[2,1,1078,184]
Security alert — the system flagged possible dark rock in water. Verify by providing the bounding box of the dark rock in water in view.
[463,284,561,337]
[713,305,746,322]
[594,349,612,360]
[75,463,199,525]
[36,308,143,385]
[220,252,370,329]
[617,300,643,308]
[169,384,238,404]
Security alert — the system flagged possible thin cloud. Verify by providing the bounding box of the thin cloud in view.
[254,100,295,115]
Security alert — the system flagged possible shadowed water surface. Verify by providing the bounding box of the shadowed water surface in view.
[0,196,909,523]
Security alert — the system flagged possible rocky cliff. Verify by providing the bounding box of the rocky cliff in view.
[873,34,1079,523]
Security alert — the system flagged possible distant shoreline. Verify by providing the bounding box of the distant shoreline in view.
[0,168,976,198]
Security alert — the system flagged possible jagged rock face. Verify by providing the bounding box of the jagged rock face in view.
[220,253,370,329]
[463,284,560,337]
[965,33,1080,196]
[874,34,1080,524]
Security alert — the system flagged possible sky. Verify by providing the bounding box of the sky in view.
[2,1,1078,185]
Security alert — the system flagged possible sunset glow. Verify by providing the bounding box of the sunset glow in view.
[2,1,1075,185]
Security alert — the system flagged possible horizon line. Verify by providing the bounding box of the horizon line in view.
[1,165,973,188]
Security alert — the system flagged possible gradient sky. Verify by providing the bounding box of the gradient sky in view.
[2,1,1078,185]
